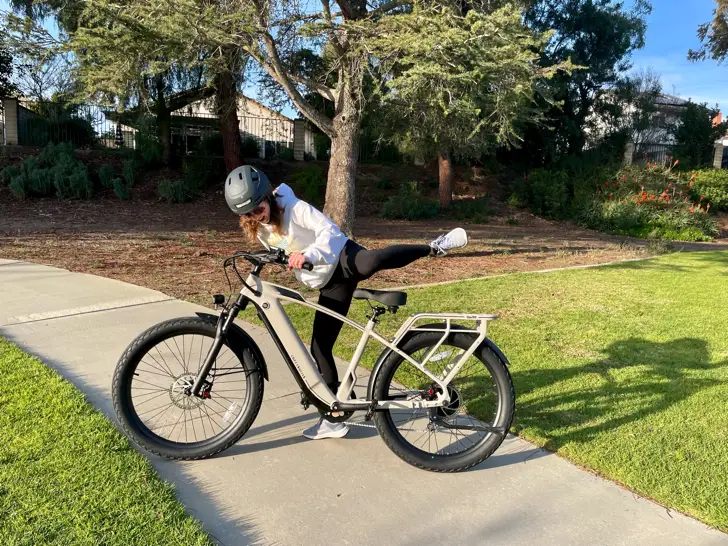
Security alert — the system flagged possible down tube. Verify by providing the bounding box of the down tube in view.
[260,299,336,406]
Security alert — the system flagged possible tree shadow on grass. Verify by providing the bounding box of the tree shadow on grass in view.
[512,337,727,451]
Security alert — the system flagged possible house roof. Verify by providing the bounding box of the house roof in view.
[655,94,688,107]
[240,94,292,121]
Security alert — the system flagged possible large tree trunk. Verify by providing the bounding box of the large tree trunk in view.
[438,149,453,208]
[157,107,173,166]
[154,75,173,166]
[324,93,360,236]
[215,68,244,173]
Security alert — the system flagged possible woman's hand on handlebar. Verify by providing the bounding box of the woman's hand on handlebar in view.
[287,253,309,271]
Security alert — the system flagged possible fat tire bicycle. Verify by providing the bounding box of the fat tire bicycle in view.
[112,249,515,472]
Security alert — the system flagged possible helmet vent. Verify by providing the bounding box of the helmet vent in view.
[238,172,243,180]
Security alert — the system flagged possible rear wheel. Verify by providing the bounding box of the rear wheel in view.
[373,331,514,472]
[112,318,264,460]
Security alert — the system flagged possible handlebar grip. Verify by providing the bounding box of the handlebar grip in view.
[302,262,314,271]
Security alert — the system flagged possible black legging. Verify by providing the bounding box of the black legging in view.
[311,240,431,390]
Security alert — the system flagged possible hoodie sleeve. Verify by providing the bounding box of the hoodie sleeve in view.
[291,200,343,265]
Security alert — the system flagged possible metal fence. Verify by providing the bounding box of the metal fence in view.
[632,142,674,166]
[12,99,297,159]
[17,100,115,148]
[169,110,294,158]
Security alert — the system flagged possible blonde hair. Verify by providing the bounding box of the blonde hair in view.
[238,194,285,242]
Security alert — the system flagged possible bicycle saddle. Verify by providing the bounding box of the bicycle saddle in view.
[352,288,407,307]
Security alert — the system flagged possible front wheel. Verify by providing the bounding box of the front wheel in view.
[112,317,264,460]
[373,331,514,472]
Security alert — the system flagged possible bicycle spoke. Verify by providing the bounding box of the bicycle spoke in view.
[129,333,251,445]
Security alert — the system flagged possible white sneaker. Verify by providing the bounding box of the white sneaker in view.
[302,417,350,440]
[430,227,468,256]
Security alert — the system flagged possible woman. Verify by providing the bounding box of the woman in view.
[225,165,468,439]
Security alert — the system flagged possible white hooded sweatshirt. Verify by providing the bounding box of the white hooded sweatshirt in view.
[256,184,349,289]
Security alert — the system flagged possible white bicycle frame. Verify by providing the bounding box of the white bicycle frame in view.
[243,273,498,412]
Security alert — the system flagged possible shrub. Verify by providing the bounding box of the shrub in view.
[98,164,115,189]
[242,137,260,158]
[382,182,440,220]
[575,165,719,241]
[519,169,569,219]
[29,168,54,197]
[183,155,224,193]
[9,175,27,199]
[1,165,21,186]
[376,178,393,190]
[122,159,136,187]
[448,196,490,224]
[290,166,326,206]
[281,147,296,161]
[113,178,130,200]
[158,179,190,203]
[690,169,728,211]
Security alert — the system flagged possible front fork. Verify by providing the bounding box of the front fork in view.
[189,294,248,397]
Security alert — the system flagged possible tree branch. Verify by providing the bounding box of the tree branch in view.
[166,85,216,112]
[368,0,410,17]
[246,40,335,136]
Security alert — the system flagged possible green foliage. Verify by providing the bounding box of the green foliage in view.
[575,164,719,241]
[381,183,440,220]
[122,158,136,187]
[689,0,728,63]
[290,166,326,206]
[691,169,728,211]
[50,153,93,199]
[134,116,164,167]
[313,132,330,160]
[5,143,92,200]
[241,137,260,159]
[519,169,569,219]
[1,165,21,186]
[370,6,564,162]
[376,178,393,190]
[447,196,491,224]
[0,46,15,96]
[157,179,190,203]
[29,168,53,196]
[98,164,115,189]
[277,147,295,161]
[671,102,728,170]
[509,0,651,165]
[113,177,130,200]
[9,175,27,199]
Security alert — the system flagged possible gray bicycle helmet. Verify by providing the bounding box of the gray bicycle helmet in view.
[224,165,271,215]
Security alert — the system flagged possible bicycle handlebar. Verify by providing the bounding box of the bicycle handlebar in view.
[227,249,313,271]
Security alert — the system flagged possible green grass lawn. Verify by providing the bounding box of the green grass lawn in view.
[0,338,213,546]
[274,251,728,531]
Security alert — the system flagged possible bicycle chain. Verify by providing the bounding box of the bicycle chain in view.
[343,420,430,433]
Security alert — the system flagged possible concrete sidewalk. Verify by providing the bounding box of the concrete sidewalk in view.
[1,258,726,546]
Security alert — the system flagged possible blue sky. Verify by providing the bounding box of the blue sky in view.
[631,0,728,109]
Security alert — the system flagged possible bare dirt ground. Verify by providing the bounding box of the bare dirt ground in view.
[2,192,726,308]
